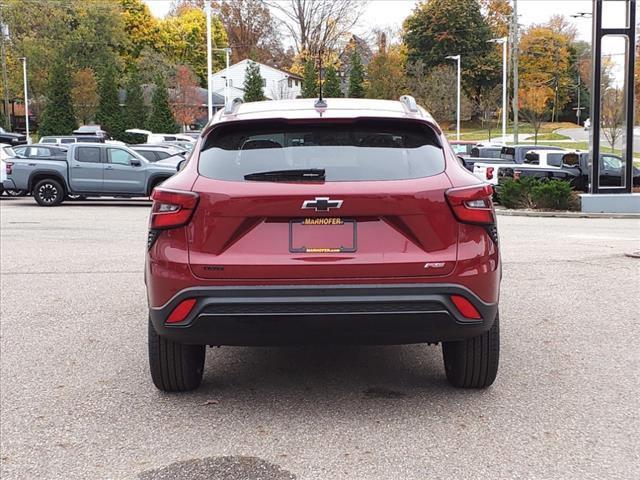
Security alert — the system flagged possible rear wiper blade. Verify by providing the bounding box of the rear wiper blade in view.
[244,168,325,182]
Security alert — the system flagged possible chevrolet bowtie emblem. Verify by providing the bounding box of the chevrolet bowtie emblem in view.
[301,197,343,212]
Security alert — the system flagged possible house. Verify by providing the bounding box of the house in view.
[211,59,303,101]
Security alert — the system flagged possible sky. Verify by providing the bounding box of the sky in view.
[143,0,595,41]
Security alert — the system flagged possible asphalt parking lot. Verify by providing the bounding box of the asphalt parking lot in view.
[1,196,639,480]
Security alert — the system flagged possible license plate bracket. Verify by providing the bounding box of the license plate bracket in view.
[289,218,357,253]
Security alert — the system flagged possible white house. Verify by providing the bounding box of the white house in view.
[211,59,303,102]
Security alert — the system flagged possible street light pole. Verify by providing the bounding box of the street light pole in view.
[446,55,461,141]
[488,37,508,140]
[0,18,10,130]
[205,2,213,121]
[19,57,29,143]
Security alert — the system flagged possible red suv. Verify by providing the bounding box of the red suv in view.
[146,97,500,392]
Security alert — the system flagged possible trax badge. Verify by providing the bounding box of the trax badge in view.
[302,197,343,212]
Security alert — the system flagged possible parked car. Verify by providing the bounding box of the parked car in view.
[73,125,110,142]
[500,144,565,164]
[145,96,501,392]
[161,140,194,151]
[0,126,27,146]
[449,140,477,157]
[131,144,187,162]
[39,136,78,145]
[2,143,180,206]
[1,144,26,196]
[470,145,503,159]
[497,152,640,193]
[13,145,68,159]
[125,128,196,145]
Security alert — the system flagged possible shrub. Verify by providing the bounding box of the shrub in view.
[498,177,538,209]
[531,180,573,210]
[500,177,576,210]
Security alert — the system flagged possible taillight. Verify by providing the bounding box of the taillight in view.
[450,295,482,320]
[5,162,13,174]
[514,170,522,180]
[486,167,494,180]
[445,184,495,225]
[150,188,199,230]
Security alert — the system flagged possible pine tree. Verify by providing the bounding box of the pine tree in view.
[123,68,146,143]
[323,65,342,98]
[301,59,318,98]
[96,64,125,140]
[147,75,178,133]
[39,59,77,136]
[243,61,265,102]
[348,51,365,98]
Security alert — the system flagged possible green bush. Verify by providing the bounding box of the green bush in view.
[531,180,573,210]
[499,178,575,211]
[498,177,538,209]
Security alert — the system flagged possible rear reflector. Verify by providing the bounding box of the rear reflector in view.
[445,184,495,225]
[450,295,482,320]
[150,188,199,230]
[5,162,13,174]
[166,298,197,324]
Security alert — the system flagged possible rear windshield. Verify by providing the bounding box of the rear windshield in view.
[199,119,444,182]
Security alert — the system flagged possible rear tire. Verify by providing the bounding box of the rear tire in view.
[33,179,64,206]
[148,317,205,392]
[442,312,500,388]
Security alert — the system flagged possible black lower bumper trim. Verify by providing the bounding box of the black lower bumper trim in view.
[149,284,498,346]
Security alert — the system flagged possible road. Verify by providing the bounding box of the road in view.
[557,127,640,153]
[1,197,639,479]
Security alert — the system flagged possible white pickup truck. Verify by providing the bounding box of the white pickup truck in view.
[473,146,569,186]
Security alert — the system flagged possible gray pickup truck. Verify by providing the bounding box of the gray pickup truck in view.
[3,143,180,206]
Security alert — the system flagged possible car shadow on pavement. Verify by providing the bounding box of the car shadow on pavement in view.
[184,344,462,408]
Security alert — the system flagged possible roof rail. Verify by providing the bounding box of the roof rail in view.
[224,97,243,115]
[399,95,419,114]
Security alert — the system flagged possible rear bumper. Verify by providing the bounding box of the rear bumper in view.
[149,284,498,346]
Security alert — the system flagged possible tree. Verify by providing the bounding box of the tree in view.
[96,64,125,140]
[72,68,99,125]
[323,65,342,98]
[519,86,553,144]
[172,65,201,130]
[39,57,77,136]
[266,0,366,56]
[519,23,573,122]
[301,59,318,98]
[243,61,265,102]
[477,84,502,140]
[215,0,287,65]
[366,45,406,100]
[407,62,473,128]
[479,0,513,37]
[123,68,146,137]
[347,51,365,98]
[118,0,160,68]
[159,6,227,86]
[403,0,499,107]
[147,75,178,133]
[602,87,625,152]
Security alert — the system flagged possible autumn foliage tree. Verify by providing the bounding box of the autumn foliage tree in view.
[602,87,625,151]
[172,65,201,131]
[366,45,406,100]
[519,86,553,144]
[72,68,99,125]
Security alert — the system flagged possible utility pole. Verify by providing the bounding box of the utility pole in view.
[0,7,11,131]
[205,2,213,120]
[512,0,519,144]
[19,57,28,143]
[446,55,461,141]
[573,73,585,126]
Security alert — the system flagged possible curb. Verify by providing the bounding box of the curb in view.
[495,209,640,219]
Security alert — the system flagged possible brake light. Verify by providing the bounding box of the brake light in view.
[150,188,199,230]
[450,295,482,320]
[5,162,13,174]
[514,170,522,180]
[445,184,495,225]
[166,298,197,323]
[486,167,494,180]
